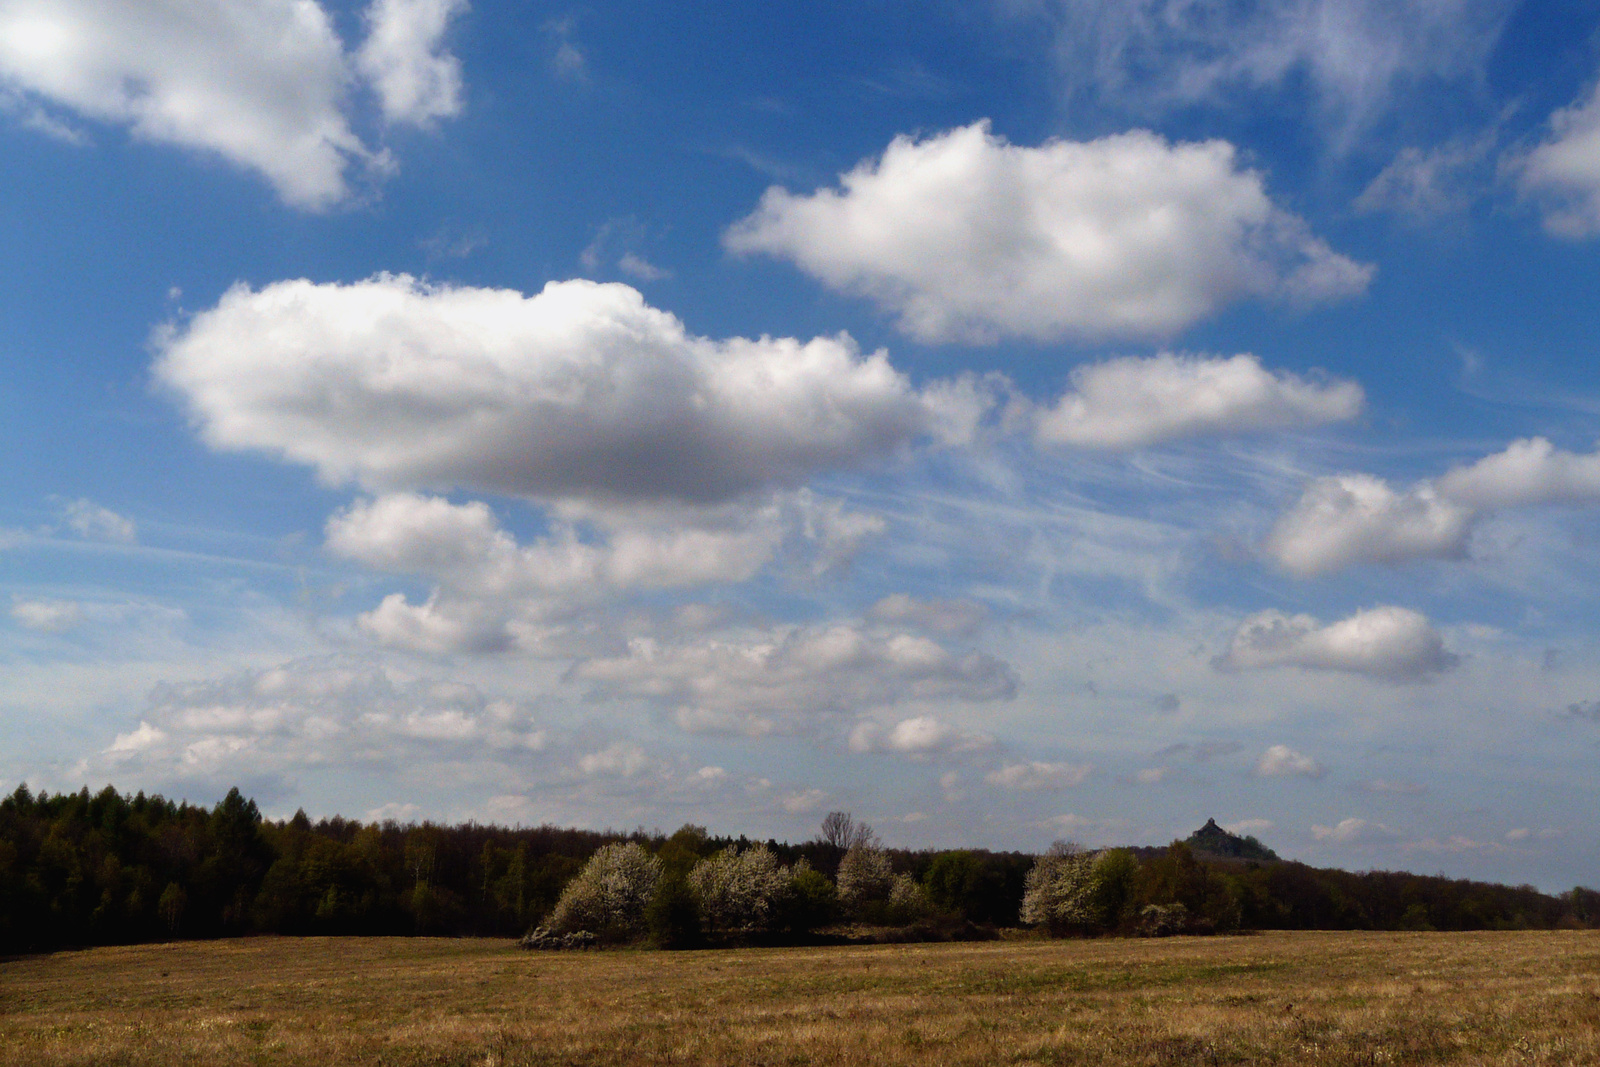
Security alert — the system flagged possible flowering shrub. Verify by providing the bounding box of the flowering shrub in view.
[887,872,934,924]
[837,842,895,919]
[546,841,661,939]
[688,843,791,935]
[1020,842,1134,935]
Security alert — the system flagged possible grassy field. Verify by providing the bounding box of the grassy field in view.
[2,931,1597,1065]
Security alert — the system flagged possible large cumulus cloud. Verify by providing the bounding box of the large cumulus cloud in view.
[156,275,953,505]
[1266,438,1600,576]
[726,121,1371,344]
[1214,605,1458,681]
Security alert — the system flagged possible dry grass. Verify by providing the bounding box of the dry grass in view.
[2,931,1597,1065]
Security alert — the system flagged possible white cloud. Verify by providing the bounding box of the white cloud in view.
[576,743,649,778]
[0,0,439,209]
[328,493,785,597]
[327,490,893,655]
[1405,834,1498,854]
[1135,766,1169,784]
[157,275,939,505]
[88,658,547,783]
[62,497,135,543]
[985,760,1092,790]
[365,801,422,822]
[1222,818,1274,836]
[1312,817,1398,843]
[779,788,829,814]
[1029,0,1515,146]
[1437,437,1600,510]
[1216,606,1458,681]
[867,593,987,638]
[1035,352,1361,448]
[1267,438,1600,577]
[354,592,512,654]
[575,623,1017,738]
[10,597,83,633]
[1256,744,1326,779]
[1355,134,1497,219]
[356,0,467,127]
[1264,474,1472,576]
[849,715,994,756]
[725,121,1370,344]
[617,252,669,282]
[1517,80,1600,238]
[0,84,86,142]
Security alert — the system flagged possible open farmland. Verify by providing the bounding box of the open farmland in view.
[2,931,1597,1065]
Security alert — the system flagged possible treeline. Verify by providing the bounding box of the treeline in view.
[0,783,1594,955]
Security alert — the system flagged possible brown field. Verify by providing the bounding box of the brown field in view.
[1,931,1597,1065]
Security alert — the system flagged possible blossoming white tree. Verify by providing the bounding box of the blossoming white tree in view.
[688,843,791,935]
[547,841,661,938]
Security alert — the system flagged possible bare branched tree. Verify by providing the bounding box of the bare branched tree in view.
[818,811,876,852]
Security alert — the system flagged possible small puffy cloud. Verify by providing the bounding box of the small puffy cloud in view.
[354,592,511,654]
[576,743,649,779]
[1135,767,1169,784]
[1517,80,1600,238]
[1256,745,1326,779]
[62,498,135,543]
[10,597,82,633]
[849,715,994,756]
[1216,606,1458,681]
[1036,353,1361,449]
[1312,817,1398,843]
[1223,818,1273,836]
[328,493,784,597]
[1264,474,1472,576]
[779,788,829,814]
[725,121,1370,344]
[1437,437,1600,510]
[356,0,468,127]
[365,801,422,823]
[157,276,938,506]
[617,253,669,282]
[0,0,466,209]
[89,658,547,784]
[985,760,1092,790]
[575,623,1018,738]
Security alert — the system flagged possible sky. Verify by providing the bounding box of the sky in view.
[3,0,1600,890]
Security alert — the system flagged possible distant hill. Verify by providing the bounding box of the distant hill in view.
[1186,818,1280,861]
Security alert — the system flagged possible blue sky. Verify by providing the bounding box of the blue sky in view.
[4,0,1600,890]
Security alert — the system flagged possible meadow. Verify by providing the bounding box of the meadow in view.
[2,931,1596,1065]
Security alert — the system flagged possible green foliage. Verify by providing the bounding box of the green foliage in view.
[0,782,1593,954]
[645,873,702,949]
[781,861,839,933]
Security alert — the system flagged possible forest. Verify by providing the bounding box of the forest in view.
[1,783,1595,955]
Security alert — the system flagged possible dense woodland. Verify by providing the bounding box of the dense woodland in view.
[1,783,1595,955]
